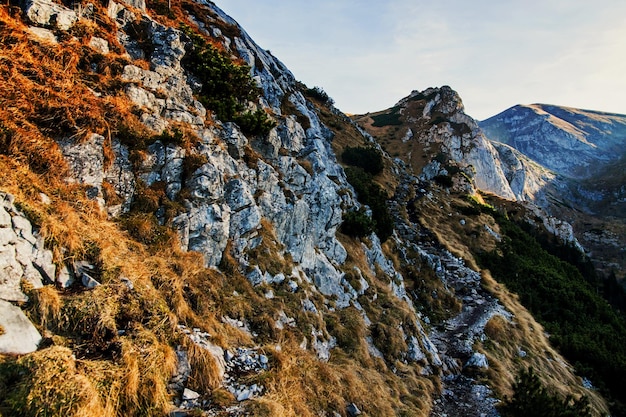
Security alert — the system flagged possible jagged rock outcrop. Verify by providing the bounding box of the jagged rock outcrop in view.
[0,192,53,354]
[354,87,518,200]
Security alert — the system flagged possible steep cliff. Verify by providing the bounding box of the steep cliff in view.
[0,1,612,416]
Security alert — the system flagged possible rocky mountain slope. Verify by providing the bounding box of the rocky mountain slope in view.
[479,104,626,279]
[480,104,626,180]
[0,0,616,416]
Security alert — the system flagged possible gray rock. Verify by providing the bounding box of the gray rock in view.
[182,388,200,401]
[0,194,53,302]
[56,265,74,288]
[0,299,42,354]
[465,352,489,369]
[22,0,77,30]
[26,26,57,43]
[88,37,110,54]
[346,403,362,416]
[81,273,101,289]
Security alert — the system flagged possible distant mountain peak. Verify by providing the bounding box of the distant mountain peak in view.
[480,103,626,179]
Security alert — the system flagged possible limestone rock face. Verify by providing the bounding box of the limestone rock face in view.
[419,87,516,199]
[58,134,135,216]
[0,193,54,303]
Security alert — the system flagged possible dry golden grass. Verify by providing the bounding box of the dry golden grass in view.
[181,336,223,393]
[257,340,434,417]
[28,285,62,331]
[0,346,108,417]
[480,271,609,415]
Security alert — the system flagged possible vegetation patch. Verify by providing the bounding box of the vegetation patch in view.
[340,208,375,238]
[344,167,393,241]
[500,368,592,417]
[180,25,275,136]
[478,214,626,416]
[302,85,334,106]
[341,146,384,175]
[371,107,402,127]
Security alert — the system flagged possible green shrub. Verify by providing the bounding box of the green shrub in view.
[233,108,276,137]
[303,86,334,106]
[433,174,453,188]
[344,167,393,241]
[371,107,402,127]
[341,209,375,237]
[341,146,384,175]
[180,25,274,136]
[500,368,592,417]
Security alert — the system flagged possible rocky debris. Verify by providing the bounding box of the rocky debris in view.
[430,375,500,417]
[21,0,77,31]
[0,299,42,354]
[178,325,226,381]
[224,347,269,401]
[0,192,54,303]
[390,171,504,413]
[173,326,270,409]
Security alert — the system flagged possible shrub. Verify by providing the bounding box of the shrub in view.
[344,167,393,241]
[233,108,276,137]
[433,174,453,188]
[500,368,592,417]
[303,86,334,106]
[341,209,375,237]
[180,25,274,136]
[371,107,402,127]
[341,146,384,175]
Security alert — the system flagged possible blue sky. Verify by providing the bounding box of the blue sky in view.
[218,1,626,120]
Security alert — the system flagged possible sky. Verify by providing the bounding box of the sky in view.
[217,1,626,120]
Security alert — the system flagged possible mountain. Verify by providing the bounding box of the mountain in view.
[479,104,626,279]
[0,1,621,416]
[479,104,626,180]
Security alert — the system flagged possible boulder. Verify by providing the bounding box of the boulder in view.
[0,299,42,354]
[22,0,77,30]
[1,193,53,302]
